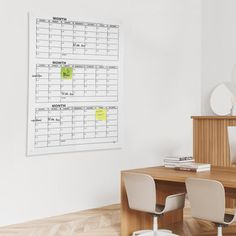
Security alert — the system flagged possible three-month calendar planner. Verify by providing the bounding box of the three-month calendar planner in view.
[27,13,123,155]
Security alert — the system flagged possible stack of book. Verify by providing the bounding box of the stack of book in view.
[174,162,211,172]
[164,156,194,168]
[164,156,211,172]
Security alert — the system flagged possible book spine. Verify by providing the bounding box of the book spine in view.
[164,160,194,163]
[164,156,193,161]
[174,167,197,172]
[164,165,176,168]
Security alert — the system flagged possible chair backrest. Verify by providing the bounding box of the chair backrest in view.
[185,177,226,223]
[123,172,156,213]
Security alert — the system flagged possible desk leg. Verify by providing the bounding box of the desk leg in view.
[225,188,236,208]
[120,175,186,236]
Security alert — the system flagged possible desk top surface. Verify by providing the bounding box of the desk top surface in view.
[122,166,236,189]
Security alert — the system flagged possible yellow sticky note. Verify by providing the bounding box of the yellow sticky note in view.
[61,67,73,80]
[96,109,107,121]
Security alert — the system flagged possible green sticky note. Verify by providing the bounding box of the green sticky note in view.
[61,67,73,80]
[96,109,107,121]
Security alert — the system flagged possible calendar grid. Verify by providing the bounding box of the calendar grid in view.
[36,18,119,61]
[34,106,118,148]
[35,64,118,103]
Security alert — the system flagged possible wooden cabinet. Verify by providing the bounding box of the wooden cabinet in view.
[192,116,236,207]
[192,116,236,167]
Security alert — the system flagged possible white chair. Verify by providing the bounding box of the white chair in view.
[185,177,236,236]
[123,172,186,236]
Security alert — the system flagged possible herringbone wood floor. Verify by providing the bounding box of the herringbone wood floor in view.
[0,203,236,236]
[0,205,120,236]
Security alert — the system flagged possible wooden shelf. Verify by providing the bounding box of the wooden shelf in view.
[191,116,236,119]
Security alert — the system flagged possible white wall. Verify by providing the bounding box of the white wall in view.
[202,0,236,114]
[0,0,201,226]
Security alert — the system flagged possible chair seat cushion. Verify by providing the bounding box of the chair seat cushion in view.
[156,204,165,213]
[224,213,234,224]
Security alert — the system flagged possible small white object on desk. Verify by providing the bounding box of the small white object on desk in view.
[231,105,236,116]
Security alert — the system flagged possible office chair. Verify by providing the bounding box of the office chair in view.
[185,177,236,236]
[123,172,186,236]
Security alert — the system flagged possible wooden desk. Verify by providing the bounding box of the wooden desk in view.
[121,166,236,236]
